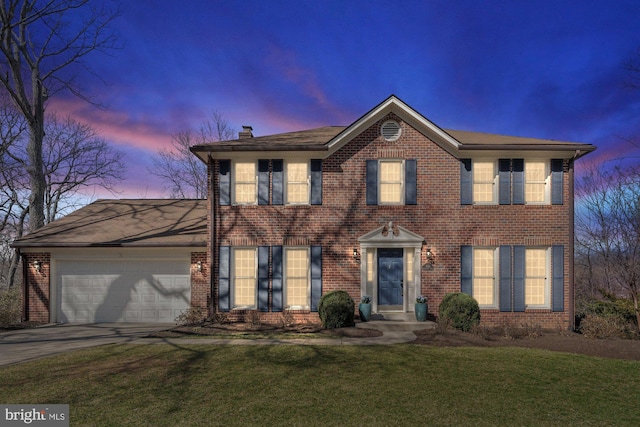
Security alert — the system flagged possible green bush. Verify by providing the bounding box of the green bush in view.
[575,293,638,332]
[0,286,21,327]
[579,313,634,339]
[438,292,480,332]
[318,290,355,329]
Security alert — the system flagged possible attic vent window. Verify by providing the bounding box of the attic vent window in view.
[381,120,401,141]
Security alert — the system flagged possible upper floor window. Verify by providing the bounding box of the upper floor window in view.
[525,160,548,204]
[234,162,256,205]
[473,160,496,204]
[461,158,562,206]
[366,159,417,206]
[286,161,309,204]
[379,160,403,204]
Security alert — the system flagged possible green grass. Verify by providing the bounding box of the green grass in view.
[1,344,639,426]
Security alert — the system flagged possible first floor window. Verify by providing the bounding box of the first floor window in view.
[233,248,256,308]
[473,248,497,307]
[285,248,309,308]
[525,248,549,307]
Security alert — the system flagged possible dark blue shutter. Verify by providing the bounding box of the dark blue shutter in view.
[310,159,322,205]
[310,246,322,311]
[258,246,269,312]
[258,160,270,205]
[461,246,473,295]
[272,160,283,205]
[460,159,472,205]
[499,246,512,311]
[512,159,524,205]
[551,159,564,205]
[219,160,231,206]
[218,246,230,311]
[552,245,564,312]
[513,245,525,312]
[366,160,378,205]
[272,246,283,312]
[405,159,417,205]
[499,159,511,205]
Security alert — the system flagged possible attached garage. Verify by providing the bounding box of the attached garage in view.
[13,199,209,324]
[56,258,191,323]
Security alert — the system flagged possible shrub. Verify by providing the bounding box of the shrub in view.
[438,292,480,332]
[579,313,632,339]
[0,286,21,327]
[318,290,355,329]
[175,307,206,326]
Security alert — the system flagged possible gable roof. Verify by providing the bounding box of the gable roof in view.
[12,199,207,248]
[190,95,596,160]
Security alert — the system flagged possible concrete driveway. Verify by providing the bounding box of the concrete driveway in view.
[0,323,172,366]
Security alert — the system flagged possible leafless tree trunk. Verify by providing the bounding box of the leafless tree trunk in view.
[0,0,119,232]
[149,110,236,199]
[575,164,640,331]
[1,110,125,287]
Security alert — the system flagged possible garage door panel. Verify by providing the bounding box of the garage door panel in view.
[58,259,191,323]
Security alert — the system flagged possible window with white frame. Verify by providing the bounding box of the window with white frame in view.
[379,160,403,204]
[473,160,496,204]
[525,248,549,308]
[286,161,309,204]
[233,248,256,308]
[525,160,548,204]
[473,248,497,307]
[234,162,257,204]
[285,248,309,308]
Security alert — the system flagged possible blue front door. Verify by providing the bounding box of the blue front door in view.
[378,248,403,306]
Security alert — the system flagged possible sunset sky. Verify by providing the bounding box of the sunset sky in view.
[48,0,640,198]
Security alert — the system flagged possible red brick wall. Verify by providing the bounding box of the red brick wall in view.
[208,114,575,329]
[191,252,209,310]
[23,252,50,323]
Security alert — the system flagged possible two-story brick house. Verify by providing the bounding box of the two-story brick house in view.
[15,95,595,328]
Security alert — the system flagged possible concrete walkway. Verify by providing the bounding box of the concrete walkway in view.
[141,319,436,347]
[0,317,436,366]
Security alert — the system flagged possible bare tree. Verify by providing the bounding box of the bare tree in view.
[0,0,119,232]
[575,164,640,331]
[0,112,125,287]
[149,111,236,199]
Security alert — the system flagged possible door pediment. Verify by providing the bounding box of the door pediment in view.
[358,222,424,248]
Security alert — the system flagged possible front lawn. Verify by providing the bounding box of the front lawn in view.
[1,344,639,426]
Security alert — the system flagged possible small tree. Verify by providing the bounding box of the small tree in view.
[575,164,640,332]
[149,111,235,199]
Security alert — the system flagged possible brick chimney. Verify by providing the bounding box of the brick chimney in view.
[238,125,253,138]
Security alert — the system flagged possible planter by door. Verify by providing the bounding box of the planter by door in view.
[415,303,428,321]
[359,303,372,322]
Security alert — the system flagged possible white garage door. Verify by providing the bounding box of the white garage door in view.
[57,259,191,323]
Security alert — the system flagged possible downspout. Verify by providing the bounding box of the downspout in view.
[569,156,576,331]
[209,153,216,319]
[20,251,27,322]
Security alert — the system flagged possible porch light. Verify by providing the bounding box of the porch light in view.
[423,248,435,270]
[33,260,41,273]
[353,248,361,264]
[196,261,203,272]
